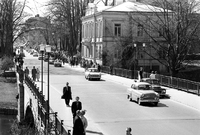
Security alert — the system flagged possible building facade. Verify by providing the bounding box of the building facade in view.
[81,1,167,72]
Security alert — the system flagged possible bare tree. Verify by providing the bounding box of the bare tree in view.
[0,0,28,57]
[128,0,200,76]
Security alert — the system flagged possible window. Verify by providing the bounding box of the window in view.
[114,23,121,36]
[137,24,143,37]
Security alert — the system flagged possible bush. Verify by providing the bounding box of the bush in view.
[0,56,14,71]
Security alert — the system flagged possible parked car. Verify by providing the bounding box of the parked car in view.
[49,57,55,64]
[44,55,49,62]
[54,59,62,67]
[38,53,44,60]
[33,52,38,57]
[127,82,159,106]
[85,68,101,80]
[140,78,166,97]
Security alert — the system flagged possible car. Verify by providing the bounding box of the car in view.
[140,78,166,97]
[54,59,62,67]
[85,68,101,80]
[38,53,44,60]
[33,52,38,57]
[127,82,159,106]
[49,57,55,64]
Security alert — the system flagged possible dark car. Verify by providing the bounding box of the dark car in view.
[140,78,166,97]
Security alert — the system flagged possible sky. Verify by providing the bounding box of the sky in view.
[23,0,49,17]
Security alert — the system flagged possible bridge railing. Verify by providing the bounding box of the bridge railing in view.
[24,74,69,134]
[101,66,200,96]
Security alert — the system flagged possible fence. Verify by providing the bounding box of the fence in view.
[101,66,200,96]
[24,74,69,135]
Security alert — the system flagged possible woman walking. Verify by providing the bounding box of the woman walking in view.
[36,68,40,81]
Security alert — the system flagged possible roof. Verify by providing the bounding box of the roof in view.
[104,1,165,12]
[132,81,150,86]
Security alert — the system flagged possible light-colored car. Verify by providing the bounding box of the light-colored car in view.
[127,82,159,106]
[38,53,44,60]
[140,78,166,97]
[49,57,55,64]
[85,68,101,80]
[54,59,62,67]
[33,52,38,57]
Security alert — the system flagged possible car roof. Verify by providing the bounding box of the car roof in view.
[133,82,150,86]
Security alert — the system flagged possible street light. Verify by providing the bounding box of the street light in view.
[45,45,51,128]
[134,43,137,78]
[40,44,45,95]
[143,43,146,71]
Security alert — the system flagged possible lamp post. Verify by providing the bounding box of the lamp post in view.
[143,43,146,71]
[134,43,137,78]
[45,45,51,127]
[40,44,45,95]
[93,4,97,63]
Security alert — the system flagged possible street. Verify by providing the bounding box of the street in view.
[24,55,200,135]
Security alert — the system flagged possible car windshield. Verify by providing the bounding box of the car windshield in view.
[89,69,98,72]
[146,79,159,85]
[138,85,151,90]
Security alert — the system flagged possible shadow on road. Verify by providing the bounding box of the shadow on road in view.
[86,130,104,135]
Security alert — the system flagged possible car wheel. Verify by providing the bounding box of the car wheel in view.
[154,102,158,106]
[137,98,141,105]
[128,95,132,101]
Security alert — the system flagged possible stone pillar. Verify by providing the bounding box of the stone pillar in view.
[18,83,24,122]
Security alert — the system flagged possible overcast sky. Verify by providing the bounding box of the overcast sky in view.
[23,0,49,16]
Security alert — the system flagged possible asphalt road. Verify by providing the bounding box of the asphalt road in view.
[24,55,200,135]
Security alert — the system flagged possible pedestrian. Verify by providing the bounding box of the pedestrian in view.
[24,67,29,77]
[97,63,101,72]
[80,110,88,135]
[126,127,132,135]
[73,110,85,135]
[19,59,24,69]
[36,68,40,81]
[155,71,158,79]
[110,64,113,75]
[71,96,82,123]
[149,71,155,79]
[31,66,37,81]
[19,67,24,83]
[63,82,72,106]
[138,67,143,81]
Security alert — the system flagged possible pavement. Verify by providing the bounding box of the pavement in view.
[22,50,200,135]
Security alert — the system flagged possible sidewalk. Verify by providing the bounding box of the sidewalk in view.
[62,63,200,112]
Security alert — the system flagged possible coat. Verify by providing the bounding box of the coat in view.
[73,116,85,135]
[63,86,72,100]
[71,101,82,117]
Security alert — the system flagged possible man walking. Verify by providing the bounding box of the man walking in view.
[71,96,82,122]
[31,66,37,81]
[73,110,85,135]
[63,82,72,106]
[24,67,29,76]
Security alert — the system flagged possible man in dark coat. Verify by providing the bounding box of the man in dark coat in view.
[73,110,84,135]
[71,96,82,122]
[63,82,72,106]
[31,66,37,81]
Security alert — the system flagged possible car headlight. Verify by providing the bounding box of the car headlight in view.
[140,94,145,98]
[162,89,166,94]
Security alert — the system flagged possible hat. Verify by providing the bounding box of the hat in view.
[81,110,86,115]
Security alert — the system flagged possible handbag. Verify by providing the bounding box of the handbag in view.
[61,95,65,99]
